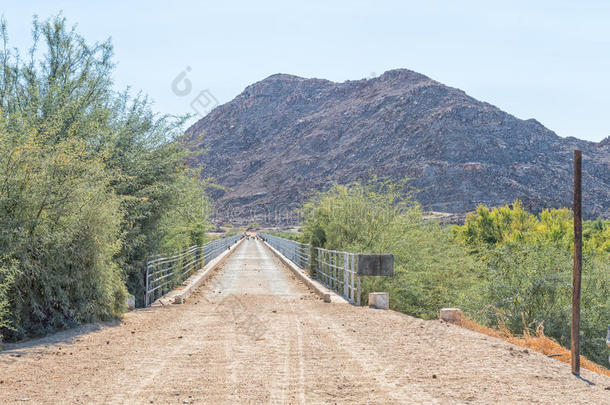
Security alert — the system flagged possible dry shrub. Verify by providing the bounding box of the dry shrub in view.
[458,316,610,378]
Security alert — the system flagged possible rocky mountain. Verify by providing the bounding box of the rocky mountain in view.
[185,69,609,225]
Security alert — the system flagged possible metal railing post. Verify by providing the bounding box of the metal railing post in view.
[259,233,384,307]
[143,234,243,307]
[145,262,150,307]
[343,253,349,298]
[355,274,361,305]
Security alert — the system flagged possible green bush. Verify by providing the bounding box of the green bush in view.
[0,263,18,340]
[301,181,482,318]
[454,202,610,365]
[0,15,211,339]
[0,134,127,339]
[267,230,306,243]
[302,182,610,366]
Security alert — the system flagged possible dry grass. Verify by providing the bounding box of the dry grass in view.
[458,317,610,378]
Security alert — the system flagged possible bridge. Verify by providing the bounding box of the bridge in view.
[1,236,609,404]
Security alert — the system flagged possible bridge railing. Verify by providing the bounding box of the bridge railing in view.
[314,247,361,305]
[259,233,360,305]
[145,234,243,306]
[259,233,310,270]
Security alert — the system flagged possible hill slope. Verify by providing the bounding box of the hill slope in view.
[186,69,610,225]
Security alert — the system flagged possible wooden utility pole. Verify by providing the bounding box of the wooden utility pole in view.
[571,150,582,376]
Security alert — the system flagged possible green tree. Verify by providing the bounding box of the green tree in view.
[301,180,482,318]
[0,14,211,339]
[303,185,609,365]
[454,201,610,365]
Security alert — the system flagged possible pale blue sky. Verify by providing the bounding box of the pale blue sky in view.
[2,0,609,142]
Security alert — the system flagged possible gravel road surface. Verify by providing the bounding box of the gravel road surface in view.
[1,239,609,404]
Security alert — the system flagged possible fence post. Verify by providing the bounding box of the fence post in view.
[572,150,583,376]
[332,252,337,291]
[343,253,349,298]
[144,260,150,307]
[350,255,356,302]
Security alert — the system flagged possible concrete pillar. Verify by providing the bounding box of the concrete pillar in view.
[440,308,462,323]
[368,292,389,310]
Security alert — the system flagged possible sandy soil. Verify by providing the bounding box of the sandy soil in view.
[1,239,609,404]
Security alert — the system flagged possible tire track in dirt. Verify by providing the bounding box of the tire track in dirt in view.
[291,301,306,405]
[1,238,609,404]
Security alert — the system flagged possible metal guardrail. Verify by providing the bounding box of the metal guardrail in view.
[259,233,361,305]
[144,234,243,306]
[259,233,310,270]
[314,247,361,305]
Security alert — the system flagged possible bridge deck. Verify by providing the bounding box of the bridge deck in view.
[206,238,305,298]
[1,239,608,404]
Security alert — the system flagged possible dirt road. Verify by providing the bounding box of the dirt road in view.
[1,239,609,404]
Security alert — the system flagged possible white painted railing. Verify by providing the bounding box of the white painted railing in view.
[144,234,243,306]
[259,233,310,270]
[314,247,361,305]
[259,233,361,305]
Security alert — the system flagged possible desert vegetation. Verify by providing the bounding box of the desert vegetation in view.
[300,181,610,366]
[0,15,210,341]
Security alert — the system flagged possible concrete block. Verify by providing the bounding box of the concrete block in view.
[440,308,462,323]
[368,292,389,310]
